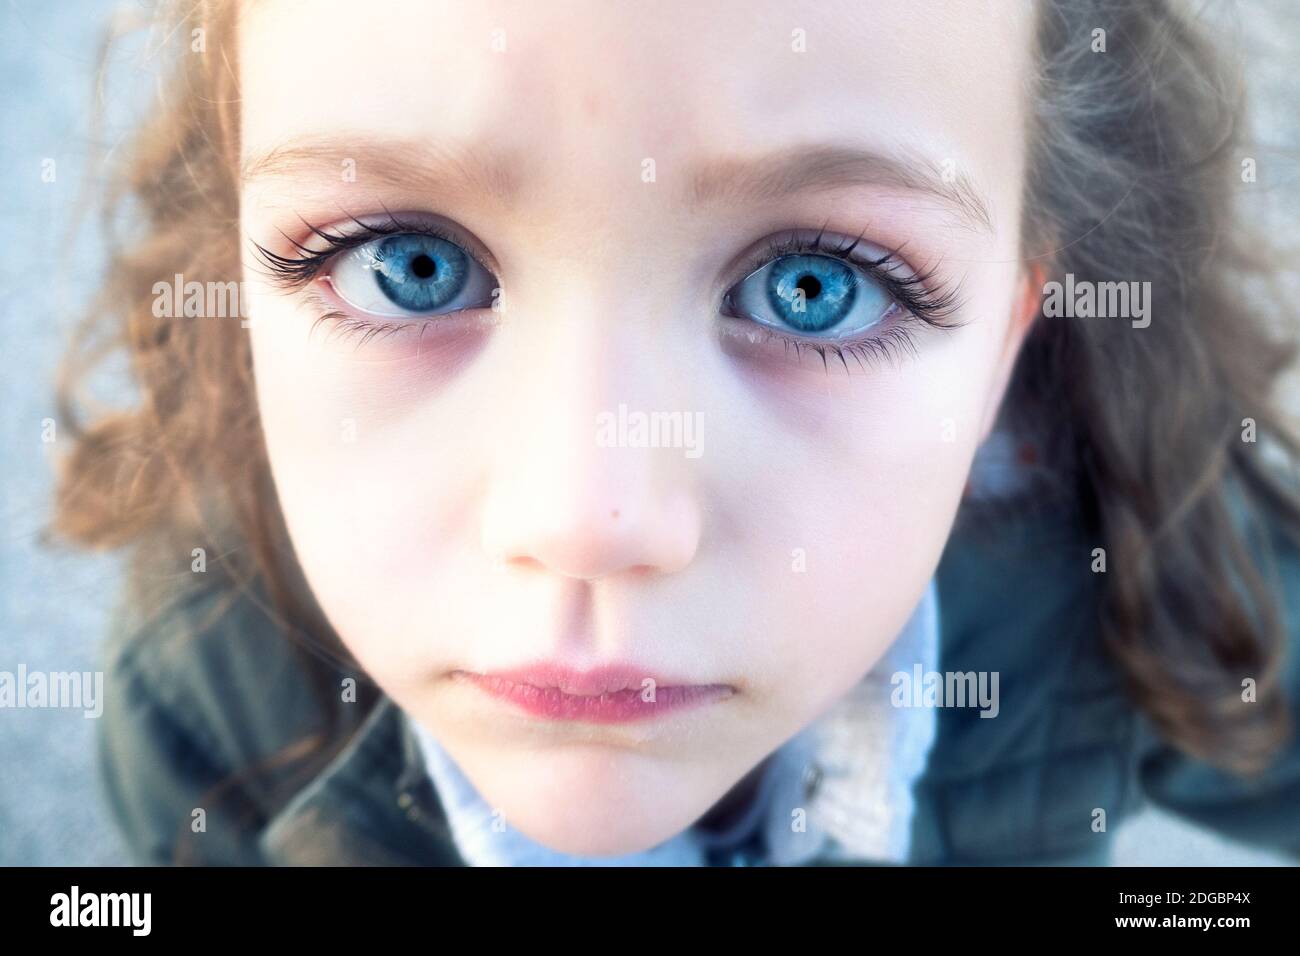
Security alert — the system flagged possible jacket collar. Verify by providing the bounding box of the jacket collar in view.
[259,697,465,865]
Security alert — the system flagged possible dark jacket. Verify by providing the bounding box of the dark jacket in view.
[96,493,1300,865]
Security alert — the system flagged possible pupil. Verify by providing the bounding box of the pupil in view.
[411,254,437,279]
[796,274,821,299]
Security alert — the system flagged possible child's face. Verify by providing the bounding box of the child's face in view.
[239,0,1035,854]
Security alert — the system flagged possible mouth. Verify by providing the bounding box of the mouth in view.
[450,662,735,723]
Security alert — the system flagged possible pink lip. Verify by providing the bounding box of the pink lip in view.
[452,663,734,723]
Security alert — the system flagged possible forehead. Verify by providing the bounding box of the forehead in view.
[238,0,1034,217]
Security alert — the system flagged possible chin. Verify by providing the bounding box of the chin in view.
[470,749,716,858]
[503,796,694,857]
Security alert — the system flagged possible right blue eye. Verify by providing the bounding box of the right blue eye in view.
[328,233,497,316]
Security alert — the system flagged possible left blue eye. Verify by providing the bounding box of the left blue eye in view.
[327,233,497,317]
[725,252,897,338]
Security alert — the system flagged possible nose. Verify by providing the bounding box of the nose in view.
[481,413,703,580]
[479,318,703,582]
[483,464,701,580]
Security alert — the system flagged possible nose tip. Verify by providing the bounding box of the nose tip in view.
[482,484,701,581]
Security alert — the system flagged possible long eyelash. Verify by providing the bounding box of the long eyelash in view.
[311,310,419,348]
[257,215,963,372]
[723,320,924,374]
[741,229,967,329]
[250,212,467,290]
[723,229,968,374]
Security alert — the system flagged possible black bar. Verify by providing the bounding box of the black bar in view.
[0,865,1280,940]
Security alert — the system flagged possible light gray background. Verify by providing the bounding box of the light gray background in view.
[1,0,1296,865]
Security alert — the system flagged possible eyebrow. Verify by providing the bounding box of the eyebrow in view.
[686,144,994,233]
[241,135,526,204]
[243,135,994,233]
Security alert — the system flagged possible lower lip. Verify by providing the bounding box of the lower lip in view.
[453,672,733,723]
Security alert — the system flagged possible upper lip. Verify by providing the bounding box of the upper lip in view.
[459,662,728,697]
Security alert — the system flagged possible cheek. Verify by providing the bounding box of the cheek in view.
[717,306,1010,700]
[246,292,495,675]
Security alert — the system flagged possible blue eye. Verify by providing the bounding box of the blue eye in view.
[724,252,898,338]
[327,232,497,317]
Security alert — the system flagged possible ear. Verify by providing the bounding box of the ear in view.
[976,263,1043,444]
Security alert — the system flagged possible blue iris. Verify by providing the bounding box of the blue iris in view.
[371,234,469,312]
[765,255,858,333]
